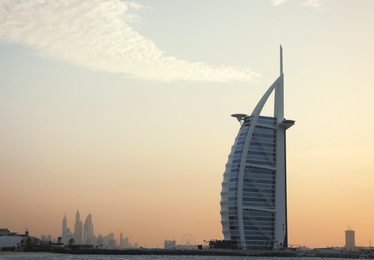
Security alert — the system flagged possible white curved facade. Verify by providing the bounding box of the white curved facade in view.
[220,46,294,250]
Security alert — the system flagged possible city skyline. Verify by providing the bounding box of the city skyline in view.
[59,211,131,248]
[1,0,374,249]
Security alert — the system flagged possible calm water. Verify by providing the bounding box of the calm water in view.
[0,253,349,260]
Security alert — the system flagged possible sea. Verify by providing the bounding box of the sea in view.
[0,253,351,260]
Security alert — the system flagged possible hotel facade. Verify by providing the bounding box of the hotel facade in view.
[220,46,294,250]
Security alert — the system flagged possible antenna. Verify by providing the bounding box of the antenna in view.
[344,221,355,231]
[280,45,283,75]
[274,45,284,120]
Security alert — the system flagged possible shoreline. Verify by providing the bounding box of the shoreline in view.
[0,251,59,256]
[50,248,361,258]
[1,248,364,258]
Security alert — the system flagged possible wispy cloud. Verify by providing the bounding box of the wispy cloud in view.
[270,0,327,8]
[0,0,259,82]
[271,0,290,6]
[302,0,323,8]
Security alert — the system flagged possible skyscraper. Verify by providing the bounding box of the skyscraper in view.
[62,215,67,244]
[74,210,83,244]
[220,46,294,250]
[83,214,94,244]
[345,229,356,251]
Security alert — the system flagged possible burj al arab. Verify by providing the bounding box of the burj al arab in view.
[220,46,294,250]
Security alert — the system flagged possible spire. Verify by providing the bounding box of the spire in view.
[274,45,284,121]
[280,45,283,75]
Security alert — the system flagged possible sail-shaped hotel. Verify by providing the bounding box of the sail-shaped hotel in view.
[220,46,294,250]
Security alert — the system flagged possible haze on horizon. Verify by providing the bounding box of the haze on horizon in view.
[1,0,374,249]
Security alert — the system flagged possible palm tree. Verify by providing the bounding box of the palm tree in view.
[68,238,75,248]
[57,236,62,247]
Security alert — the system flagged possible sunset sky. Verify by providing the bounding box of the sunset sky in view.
[1,0,374,249]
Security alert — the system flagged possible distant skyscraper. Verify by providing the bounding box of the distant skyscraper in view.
[119,233,130,248]
[62,215,67,244]
[103,233,116,248]
[345,229,356,251]
[83,214,94,244]
[164,239,176,249]
[220,46,294,250]
[74,210,83,244]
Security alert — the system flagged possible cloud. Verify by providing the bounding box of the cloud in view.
[302,0,323,8]
[271,0,290,6]
[0,0,259,82]
[270,0,327,8]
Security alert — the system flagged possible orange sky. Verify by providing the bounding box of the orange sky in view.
[1,0,374,249]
